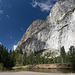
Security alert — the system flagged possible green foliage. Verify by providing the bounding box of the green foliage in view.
[14,50,23,66]
[69,46,75,56]
[69,46,75,68]
[60,46,66,57]
[1,44,75,69]
[15,54,22,65]
[0,45,15,69]
[60,46,66,63]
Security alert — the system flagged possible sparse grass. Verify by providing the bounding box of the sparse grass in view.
[12,63,72,71]
[12,66,26,70]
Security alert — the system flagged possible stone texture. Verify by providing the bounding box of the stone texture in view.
[16,0,75,55]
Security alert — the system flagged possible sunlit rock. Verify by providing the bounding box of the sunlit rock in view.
[16,0,75,55]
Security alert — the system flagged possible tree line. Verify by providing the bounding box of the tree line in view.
[0,44,75,69]
[0,44,15,69]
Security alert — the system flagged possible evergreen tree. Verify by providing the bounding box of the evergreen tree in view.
[0,45,16,69]
[23,52,27,65]
[69,46,75,68]
[60,46,66,63]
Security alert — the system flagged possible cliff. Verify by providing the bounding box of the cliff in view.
[16,0,75,55]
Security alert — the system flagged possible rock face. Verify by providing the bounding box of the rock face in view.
[16,0,75,55]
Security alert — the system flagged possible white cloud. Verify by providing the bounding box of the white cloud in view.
[38,3,52,12]
[0,10,3,14]
[31,0,38,8]
[31,0,55,12]
[0,0,11,17]
[13,45,17,50]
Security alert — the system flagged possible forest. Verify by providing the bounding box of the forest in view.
[0,44,75,70]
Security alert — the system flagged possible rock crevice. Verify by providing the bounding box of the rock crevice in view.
[16,0,75,55]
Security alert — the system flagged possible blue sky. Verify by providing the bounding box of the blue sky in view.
[0,0,58,50]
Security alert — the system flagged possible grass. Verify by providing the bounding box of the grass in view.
[12,63,72,71]
[12,66,26,70]
[12,65,34,70]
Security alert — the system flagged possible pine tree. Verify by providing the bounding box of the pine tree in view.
[69,46,75,68]
[60,46,66,63]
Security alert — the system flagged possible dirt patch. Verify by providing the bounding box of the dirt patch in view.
[33,64,71,69]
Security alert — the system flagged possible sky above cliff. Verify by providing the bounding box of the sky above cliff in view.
[0,0,58,50]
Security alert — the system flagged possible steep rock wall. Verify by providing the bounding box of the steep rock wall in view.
[16,0,75,54]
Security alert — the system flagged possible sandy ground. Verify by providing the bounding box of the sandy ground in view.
[0,71,75,75]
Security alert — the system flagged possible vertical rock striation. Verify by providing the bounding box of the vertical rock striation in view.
[16,0,75,55]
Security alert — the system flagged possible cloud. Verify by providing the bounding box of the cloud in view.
[31,0,38,8]
[13,45,17,50]
[0,10,3,14]
[0,0,11,17]
[31,0,58,12]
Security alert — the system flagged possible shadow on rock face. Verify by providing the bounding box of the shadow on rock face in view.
[20,36,46,55]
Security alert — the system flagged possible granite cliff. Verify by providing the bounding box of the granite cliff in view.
[16,0,75,55]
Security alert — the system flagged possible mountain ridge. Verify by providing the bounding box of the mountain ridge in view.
[16,0,75,55]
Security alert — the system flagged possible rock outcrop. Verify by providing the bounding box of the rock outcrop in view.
[16,0,75,55]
